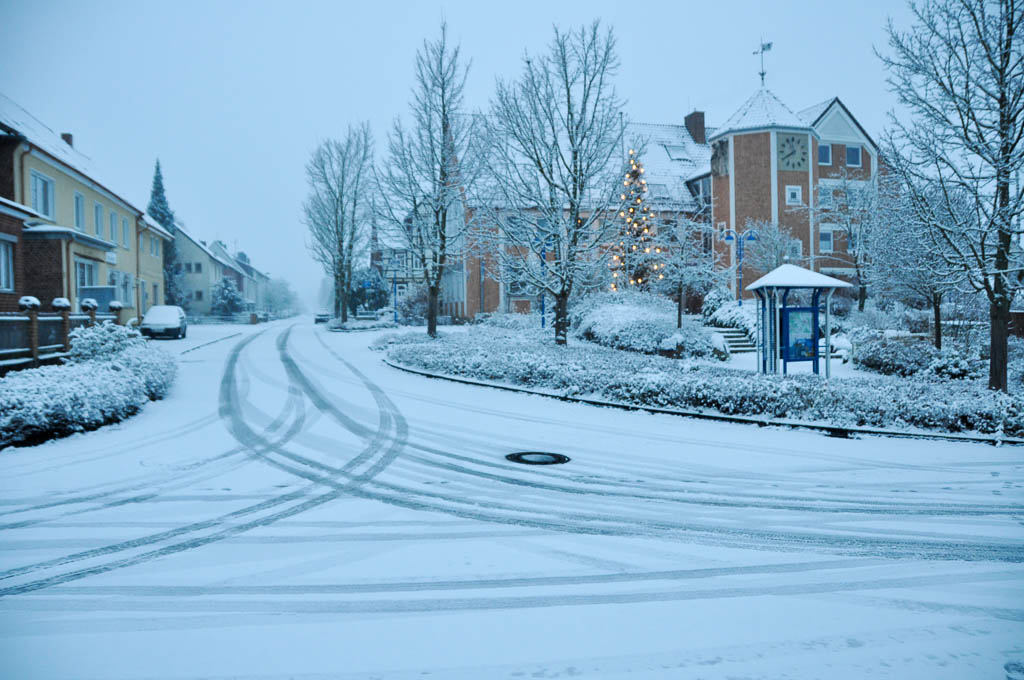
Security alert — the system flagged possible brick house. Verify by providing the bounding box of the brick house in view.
[708,88,878,298]
[371,88,876,319]
[0,92,171,320]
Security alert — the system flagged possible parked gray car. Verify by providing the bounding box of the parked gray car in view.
[140,305,187,339]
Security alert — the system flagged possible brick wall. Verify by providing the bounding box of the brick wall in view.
[22,239,64,307]
[733,133,772,229]
[0,138,19,201]
[0,213,23,312]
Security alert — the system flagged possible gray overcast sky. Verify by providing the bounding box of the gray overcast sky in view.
[1,0,912,305]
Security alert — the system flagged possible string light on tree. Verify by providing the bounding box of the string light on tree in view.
[609,149,660,290]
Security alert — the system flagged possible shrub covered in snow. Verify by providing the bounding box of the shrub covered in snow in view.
[926,352,984,380]
[852,337,940,377]
[68,321,146,362]
[385,325,1024,438]
[701,288,734,322]
[572,290,719,359]
[708,301,758,340]
[327,318,397,332]
[0,322,176,448]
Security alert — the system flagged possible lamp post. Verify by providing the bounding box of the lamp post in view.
[388,254,401,323]
[723,227,757,306]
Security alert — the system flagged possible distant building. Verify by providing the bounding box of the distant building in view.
[370,86,877,318]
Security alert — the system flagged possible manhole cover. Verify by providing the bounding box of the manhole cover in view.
[505,452,570,465]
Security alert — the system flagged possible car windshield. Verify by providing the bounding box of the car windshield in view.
[142,306,181,325]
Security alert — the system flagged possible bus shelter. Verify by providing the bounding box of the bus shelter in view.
[746,264,853,378]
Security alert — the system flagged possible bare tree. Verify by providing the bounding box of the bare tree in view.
[304,123,374,323]
[742,218,805,275]
[880,0,1024,390]
[476,21,625,345]
[651,211,725,328]
[867,176,961,349]
[799,168,886,311]
[377,23,477,337]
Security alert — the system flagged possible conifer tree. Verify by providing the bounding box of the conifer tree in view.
[148,160,186,307]
[610,150,662,290]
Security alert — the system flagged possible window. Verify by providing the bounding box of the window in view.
[107,270,135,308]
[0,241,13,292]
[194,262,202,273]
[75,259,97,295]
[154,238,160,257]
[149,235,156,256]
[109,211,117,241]
[122,217,129,248]
[30,170,55,219]
[94,202,103,236]
[818,144,832,165]
[153,283,159,306]
[194,290,203,301]
[74,193,86,231]
[846,145,862,167]
[785,185,802,206]
[819,225,834,253]
[185,262,193,273]
[139,233,144,251]
[787,240,803,260]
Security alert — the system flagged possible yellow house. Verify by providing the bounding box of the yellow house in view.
[0,92,170,322]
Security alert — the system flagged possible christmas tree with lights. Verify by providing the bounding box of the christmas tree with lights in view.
[610,150,663,290]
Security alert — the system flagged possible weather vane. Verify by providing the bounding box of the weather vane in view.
[754,40,772,86]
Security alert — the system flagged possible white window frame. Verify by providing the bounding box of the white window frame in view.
[819,223,835,254]
[94,202,103,236]
[30,170,55,219]
[0,240,13,292]
[154,237,160,258]
[73,192,86,231]
[846,145,862,168]
[785,185,802,206]
[109,210,117,242]
[818,143,832,165]
[787,240,803,260]
[74,258,97,296]
[122,217,129,249]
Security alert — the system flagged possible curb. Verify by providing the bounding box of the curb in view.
[382,358,1024,447]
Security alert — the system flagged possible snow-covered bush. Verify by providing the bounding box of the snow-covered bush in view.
[573,290,718,359]
[708,301,758,340]
[926,352,983,380]
[852,337,940,377]
[396,283,429,325]
[68,322,145,362]
[327,318,397,332]
[0,322,176,448]
[384,326,1024,437]
[701,287,733,322]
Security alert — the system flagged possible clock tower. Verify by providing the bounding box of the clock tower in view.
[709,87,818,296]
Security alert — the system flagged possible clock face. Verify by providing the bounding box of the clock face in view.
[778,135,808,171]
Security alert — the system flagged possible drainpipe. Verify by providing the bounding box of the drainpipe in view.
[16,142,30,206]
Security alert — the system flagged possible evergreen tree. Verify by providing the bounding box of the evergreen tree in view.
[148,160,186,307]
[211,277,245,315]
[610,150,662,290]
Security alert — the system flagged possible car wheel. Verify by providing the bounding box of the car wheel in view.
[182,327,187,339]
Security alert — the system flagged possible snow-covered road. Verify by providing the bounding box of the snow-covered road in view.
[1,321,1022,679]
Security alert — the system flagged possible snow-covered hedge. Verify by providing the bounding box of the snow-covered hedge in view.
[572,290,721,359]
[708,301,758,340]
[384,325,1024,438]
[327,318,398,332]
[0,323,176,448]
[852,336,940,376]
[701,288,733,322]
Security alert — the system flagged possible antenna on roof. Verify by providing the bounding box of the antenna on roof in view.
[753,40,772,86]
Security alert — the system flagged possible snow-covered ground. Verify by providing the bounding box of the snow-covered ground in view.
[0,321,1021,679]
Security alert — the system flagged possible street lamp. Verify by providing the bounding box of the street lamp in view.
[387,254,401,323]
[723,227,757,306]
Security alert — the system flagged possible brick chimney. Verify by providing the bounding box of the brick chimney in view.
[684,111,705,145]
[61,133,73,147]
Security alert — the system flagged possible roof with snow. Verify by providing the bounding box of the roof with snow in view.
[797,98,833,126]
[625,122,710,208]
[710,88,810,140]
[0,196,43,219]
[175,225,243,275]
[746,264,854,290]
[0,92,143,215]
